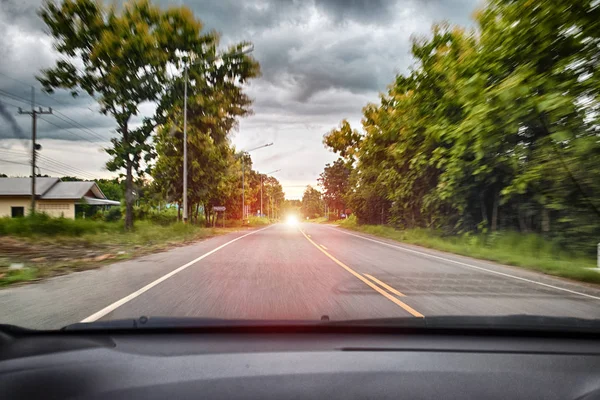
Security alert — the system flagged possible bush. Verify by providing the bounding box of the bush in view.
[338,214,357,228]
[103,207,122,222]
[0,213,120,237]
[247,216,270,226]
[148,211,177,226]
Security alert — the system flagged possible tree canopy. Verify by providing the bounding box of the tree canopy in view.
[37,0,259,229]
[321,0,600,254]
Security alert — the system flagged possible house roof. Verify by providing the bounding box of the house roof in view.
[0,178,113,202]
[43,181,98,200]
[0,177,60,196]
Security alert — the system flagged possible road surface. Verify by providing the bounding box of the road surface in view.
[3,223,600,329]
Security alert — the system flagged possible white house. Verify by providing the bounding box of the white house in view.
[0,177,120,219]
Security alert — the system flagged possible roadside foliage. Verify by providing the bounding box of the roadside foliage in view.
[321,0,600,255]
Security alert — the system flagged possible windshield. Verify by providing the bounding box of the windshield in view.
[1,0,600,330]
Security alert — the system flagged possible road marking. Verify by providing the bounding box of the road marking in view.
[329,227,600,302]
[299,229,424,318]
[363,273,405,297]
[81,226,273,323]
[320,244,328,250]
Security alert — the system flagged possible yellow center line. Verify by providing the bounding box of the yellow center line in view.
[320,244,328,250]
[299,229,424,318]
[363,274,405,297]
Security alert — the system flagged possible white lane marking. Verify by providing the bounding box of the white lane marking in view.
[327,227,600,301]
[81,226,272,322]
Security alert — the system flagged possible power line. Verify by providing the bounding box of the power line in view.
[0,159,29,167]
[37,115,99,144]
[0,156,97,180]
[0,89,37,107]
[0,90,99,143]
[0,70,86,109]
[0,71,32,88]
[37,155,102,180]
[0,98,25,110]
[0,148,102,180]
[0,87,111,143]
[52,111,110,142]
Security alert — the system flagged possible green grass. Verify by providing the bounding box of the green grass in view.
[0,268,38,287]
[307,216,330,223]
[0,215,249,287]
[247,216,270,226]
[337,216,600,284]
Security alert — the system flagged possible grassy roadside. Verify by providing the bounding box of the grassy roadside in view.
[336,216,600,285]
[0,216,258,287]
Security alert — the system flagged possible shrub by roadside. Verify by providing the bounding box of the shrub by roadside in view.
[247,216,270,226]
[336,216,600,284]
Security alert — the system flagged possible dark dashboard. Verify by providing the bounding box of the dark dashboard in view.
[2,317,600,399]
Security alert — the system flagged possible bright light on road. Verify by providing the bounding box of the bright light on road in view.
[286,215,298,226]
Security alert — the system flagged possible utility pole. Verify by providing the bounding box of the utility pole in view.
[18,87,52,214]
[259,169,280,220]
[242,160,245,220]
[182,64,189,224]
[239,143,273,221]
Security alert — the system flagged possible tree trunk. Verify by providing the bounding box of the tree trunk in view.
[195,204,200,223]
[204,204,210,227]
[491,192,499,232]
[480,193,488,227]
[124,159,134,231]
[541,207,550,233]
[518,204,528,233]
[177,202,181,221]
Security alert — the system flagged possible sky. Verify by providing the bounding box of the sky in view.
[0,0,480,199]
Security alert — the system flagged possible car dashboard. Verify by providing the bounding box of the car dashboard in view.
[2,323,600,399]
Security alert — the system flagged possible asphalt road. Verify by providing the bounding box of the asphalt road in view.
[3,223,600,329]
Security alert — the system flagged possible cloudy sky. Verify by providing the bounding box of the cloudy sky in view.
[0,0,480,199]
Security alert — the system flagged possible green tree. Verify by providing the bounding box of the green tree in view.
[96,178,124,202]
[38,0,221,229]
[301,185,324,219]
[318,158,351,218]
[323,119,363,164]
[320,0,600,254]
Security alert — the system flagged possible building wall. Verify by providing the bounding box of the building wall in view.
[37,199,75,219]
[0,197,75,219]
[0,197,31,218]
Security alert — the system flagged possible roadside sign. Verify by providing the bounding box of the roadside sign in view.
[212,206,226,212]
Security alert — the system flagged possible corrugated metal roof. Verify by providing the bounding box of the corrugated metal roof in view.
[0,177,60,196]
[42,181,97,199]
[0,178,116,202]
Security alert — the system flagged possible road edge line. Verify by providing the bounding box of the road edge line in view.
[299,228,424,318]
[80,226,272,323]
[329,226,600,302]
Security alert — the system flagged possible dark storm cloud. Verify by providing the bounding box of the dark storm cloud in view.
[0,0,481,188]
[314,0,398,23]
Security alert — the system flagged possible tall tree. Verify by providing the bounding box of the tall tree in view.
[318,158,351,218]
[37,0,230,229]
[301,185,324,219]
